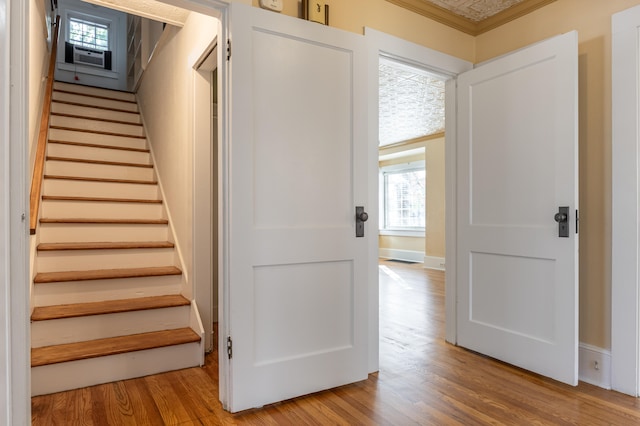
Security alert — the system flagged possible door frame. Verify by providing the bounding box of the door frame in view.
[365,28,472,349]
[193,38,218,354]
[611,4,640,397]
[2,0,31,423]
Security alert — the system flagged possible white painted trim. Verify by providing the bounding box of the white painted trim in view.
[364,26,472,357]
[579,343,612,390]
[0,0,11,421]
[2,0,31,423]
[423,255,445,271]
[193,37,217,354]
[378,248,424,263]
[611,4,640,397]
[190,300,206,366]
[444,79,459,345]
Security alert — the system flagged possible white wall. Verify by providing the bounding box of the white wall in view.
[136,11,217,301]
[56,0,128,91]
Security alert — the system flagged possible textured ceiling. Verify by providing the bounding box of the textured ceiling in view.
[426,0,528,22]
[386,0,555,35]
[379,59,445,146]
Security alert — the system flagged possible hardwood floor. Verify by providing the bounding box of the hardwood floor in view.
[32,260,640,425]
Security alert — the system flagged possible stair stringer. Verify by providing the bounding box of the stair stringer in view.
[135,96,205,363]
[137,100,192,301]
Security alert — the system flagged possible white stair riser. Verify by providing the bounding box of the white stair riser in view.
[31,342,201,396]
[51,101,141,124]
[43,179,158,199]
[50,115,145,137]
[52,91,138,112]
[33,274,183,306]
[31,306,190,347]
[54,82,136,102]
[37,248,176,272]
[45,160,155,181]
[41,199,163,218]
[38,223,169,243]
[49,128,147,150]
[48,142,150,164]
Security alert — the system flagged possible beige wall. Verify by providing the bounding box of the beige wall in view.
[425,137,445,258]
[252,0,475,62]
[137,11,218,293]
[379,235,425,252]
[475,0,640,354]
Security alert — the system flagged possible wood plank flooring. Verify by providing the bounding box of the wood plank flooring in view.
[32,260,640,425]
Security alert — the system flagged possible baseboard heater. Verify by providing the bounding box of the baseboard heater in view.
[64,42,112,70]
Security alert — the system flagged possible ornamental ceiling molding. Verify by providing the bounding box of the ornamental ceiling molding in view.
[385,0,557,35]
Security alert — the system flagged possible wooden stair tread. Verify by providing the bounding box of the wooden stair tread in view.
[53,88,138,104]
[51,112,143,126]
[31,327,199,367]
[39,218,168,224]
[44,174,157,185]
[34,266,182,284]
[42,195,162,204]
[46,156,153,168]
[48,139,149,153]
[50,125,146,139]
[31,294,190,321]
[52,99,139,115]
[37,241,174,251]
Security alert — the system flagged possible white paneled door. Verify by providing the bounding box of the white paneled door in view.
[456,32,579,385]
[224,3,369,412]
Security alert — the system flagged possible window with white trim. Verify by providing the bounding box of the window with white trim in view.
[380,161,426,235]
[68,15,109,51]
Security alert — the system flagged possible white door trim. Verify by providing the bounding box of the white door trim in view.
[612,4,640,397]
[193,38,218,354]
[364,27,472,348]
[2,0,31,423]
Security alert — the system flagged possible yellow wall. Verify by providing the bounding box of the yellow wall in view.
[252,0,475,62]
[476,0,640,355]
[425,137,445,258]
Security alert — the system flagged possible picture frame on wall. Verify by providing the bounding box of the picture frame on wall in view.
[303,0,329,25]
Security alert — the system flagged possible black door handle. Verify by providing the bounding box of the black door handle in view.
[356,206,368,237]
[555,207,569,238]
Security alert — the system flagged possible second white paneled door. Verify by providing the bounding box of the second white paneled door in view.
[224,3,370,412]
[456,32,579,386]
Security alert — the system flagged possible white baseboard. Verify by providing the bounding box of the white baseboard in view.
[579,343,611,389]
[379,248,424,263]
[423,255,445,271]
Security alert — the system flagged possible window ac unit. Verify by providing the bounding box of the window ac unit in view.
[64,42,112,70]
[74,45,104,67]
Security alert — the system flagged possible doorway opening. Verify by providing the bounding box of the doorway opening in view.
[377,56,446,270]
[376,55,448,372]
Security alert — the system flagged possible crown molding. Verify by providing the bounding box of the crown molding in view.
[385,0,557,36]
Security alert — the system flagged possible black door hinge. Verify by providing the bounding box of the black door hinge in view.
[576,209,579,234]
[226,39,231,61]
[227,336,232,359]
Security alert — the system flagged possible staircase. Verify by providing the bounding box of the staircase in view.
[31,81,203,396]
